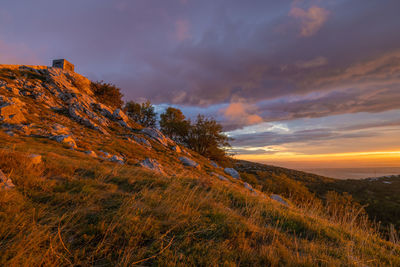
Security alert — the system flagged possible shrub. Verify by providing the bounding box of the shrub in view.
[124,101,156,128]
[91,81,123,109]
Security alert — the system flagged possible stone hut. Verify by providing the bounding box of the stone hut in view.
[52,59,74,72]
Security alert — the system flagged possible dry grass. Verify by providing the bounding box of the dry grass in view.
[0,140,399,266]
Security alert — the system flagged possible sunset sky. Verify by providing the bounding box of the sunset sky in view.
[1,0,399,169]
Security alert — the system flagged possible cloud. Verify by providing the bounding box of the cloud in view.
[174,19,191,42]
[221,101,263,130]
[295,56,327,68]
[289,5,330,37]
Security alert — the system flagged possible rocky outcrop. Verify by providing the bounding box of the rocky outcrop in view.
[140,158,165,174]
[0,169,15,190]
[179,156,200,169]
[224,168,240,179]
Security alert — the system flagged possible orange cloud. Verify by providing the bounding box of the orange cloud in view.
[289,6,330,37]
[223,102,263,128]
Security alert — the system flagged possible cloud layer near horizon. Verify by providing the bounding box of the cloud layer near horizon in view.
[1,0,400,165]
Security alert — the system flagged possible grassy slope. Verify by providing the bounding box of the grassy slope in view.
[235,160,400,238]
[1,134,399,266]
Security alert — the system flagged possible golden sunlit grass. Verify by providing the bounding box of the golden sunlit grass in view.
[1,138,399,266]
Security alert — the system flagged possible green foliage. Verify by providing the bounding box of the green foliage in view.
[124,100,156,128]
[91,81,124,109]
[159,107,191,143]
[160,108,231,161]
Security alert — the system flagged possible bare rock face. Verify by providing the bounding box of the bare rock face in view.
[141,128,173,147]
[0,169,15,190]
[140,158,165,174]
[179,156,200,169]
[224,168,240,179]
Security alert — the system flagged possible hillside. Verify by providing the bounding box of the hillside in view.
[0,65,399,266]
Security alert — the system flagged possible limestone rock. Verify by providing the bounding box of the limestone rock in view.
[132,135,152,149]
[53,135,77,149]
[51,124,70,136]
[179,156,200,169]
[224,168,240,179]
[211,172,229,182]
[243,182,254,192]
[270,194,289,207]
[141,128,172,147]
[85,150,97,157]
[0,169,15,190]
[210,161,220,168]
[172,145,182,153]
[110,155,124,164]
[112,109,130,125]
[140,158,165,174]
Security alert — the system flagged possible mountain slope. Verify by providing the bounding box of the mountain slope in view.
[0,65,399,266]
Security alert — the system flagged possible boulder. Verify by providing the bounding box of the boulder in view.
[29,154,42,165]
[179,156,200,169]
[224,168,240,179]
[0,169,15,190]
[141,128,172,147]
[140,158,165,174]
[270,194,289,207]
[53,135,77,149]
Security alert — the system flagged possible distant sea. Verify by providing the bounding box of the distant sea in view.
[302,167,400,180]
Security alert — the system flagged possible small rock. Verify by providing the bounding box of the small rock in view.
[179,156,200,169]
[0,169,15,190]
[210,161,220,168]
[85,150,97,157]
[172,145,182,153]
[243,182,254,192]
[51,124,70,135]
[98,150,112,159]
[110,155,124,164]
[53,135,77,149]
[211,172,229,182]
[270,194,289,207]
[132,135,152,149]
[29,154,42,165]
[224,168,240,179]
[140,158,165,174]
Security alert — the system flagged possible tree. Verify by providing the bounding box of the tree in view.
[187,115,230,160]
[124,101,156,128]
[160,107,231,161]
[159,107,191,144]
[91,81,123,109]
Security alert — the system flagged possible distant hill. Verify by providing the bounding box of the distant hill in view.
[0,65,399,266]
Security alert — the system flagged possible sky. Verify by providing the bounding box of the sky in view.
[1,0,400,170]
